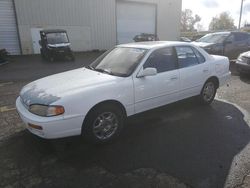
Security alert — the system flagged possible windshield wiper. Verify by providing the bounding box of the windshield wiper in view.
[94,68,113,75]
[86,65,94,70]
[86,66,114,75]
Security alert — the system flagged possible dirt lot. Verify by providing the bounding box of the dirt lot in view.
[0,53,250,188]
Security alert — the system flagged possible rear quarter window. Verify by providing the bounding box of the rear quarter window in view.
[192,47,206,63]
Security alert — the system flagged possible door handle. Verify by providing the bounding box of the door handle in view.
[203,69,209,73]
[170,76,178,80]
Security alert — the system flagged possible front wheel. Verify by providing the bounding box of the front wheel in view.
[199,80,217,105]
[82,105,125,143]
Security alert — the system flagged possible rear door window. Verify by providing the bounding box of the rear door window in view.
[234,33,249,41]
[175,46,199,68]
[225,34,234,43]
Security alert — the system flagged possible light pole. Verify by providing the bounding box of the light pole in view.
[238,0,244,29]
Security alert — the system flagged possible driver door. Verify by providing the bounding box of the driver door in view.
[133,47,180,113]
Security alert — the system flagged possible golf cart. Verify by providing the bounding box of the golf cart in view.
[39,29,75,62]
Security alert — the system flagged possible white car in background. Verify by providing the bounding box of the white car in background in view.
[16,41,231,143]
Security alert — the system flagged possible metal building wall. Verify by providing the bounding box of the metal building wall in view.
[13,0,181,54]
[0,0,20,55]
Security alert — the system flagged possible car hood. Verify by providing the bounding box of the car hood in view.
[48,43,70,48]
[241,51,250,57]
[20,68,120,106]
[191,41,215,48]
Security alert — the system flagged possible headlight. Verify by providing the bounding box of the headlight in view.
[29,104,64,117]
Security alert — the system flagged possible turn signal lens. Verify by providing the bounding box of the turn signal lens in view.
[28,123,43,130]
[47,106,65,116]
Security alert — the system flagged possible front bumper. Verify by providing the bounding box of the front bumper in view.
[48,48,72,57]
[236,61,250,73]
[16,97,84,139]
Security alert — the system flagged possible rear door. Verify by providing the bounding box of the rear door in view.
[224,33,250,59]
[236,33,250,53]
[134,47,180,113]
[175,46,209,99]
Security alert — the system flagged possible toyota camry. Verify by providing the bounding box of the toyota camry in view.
[16,41,231,143]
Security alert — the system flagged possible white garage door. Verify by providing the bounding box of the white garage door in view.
[0,0,20,55]
[116,1,156,44]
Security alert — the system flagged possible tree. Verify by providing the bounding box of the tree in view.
[181,9,201,32]
[196,23,205,32]
[209,12,236,31]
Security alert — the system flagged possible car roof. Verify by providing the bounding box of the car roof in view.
[117,41,192,50]
[40,29,67,34]
[208,31,231,35]
[208,31,249,35]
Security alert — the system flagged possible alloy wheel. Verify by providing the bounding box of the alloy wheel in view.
[92,112,119,140]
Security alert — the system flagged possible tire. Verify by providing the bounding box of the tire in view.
[40,49,46,60]
[199,80,217,105]
[239,70,247,77]
[82,104,125,144]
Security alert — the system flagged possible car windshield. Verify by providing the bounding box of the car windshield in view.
[196,33,230,43]
[46,32,69,44]
[88,47,147,77]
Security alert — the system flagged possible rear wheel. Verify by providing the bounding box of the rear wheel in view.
[199,80,217,105]
[82,104,125,143]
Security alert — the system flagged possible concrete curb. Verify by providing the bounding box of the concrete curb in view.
[215,96,250,188]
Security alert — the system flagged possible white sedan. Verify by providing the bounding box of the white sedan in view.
[16,41,231,143]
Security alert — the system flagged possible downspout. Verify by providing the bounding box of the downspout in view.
[12,0,23,55]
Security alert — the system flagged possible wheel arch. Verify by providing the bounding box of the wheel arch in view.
[205,76,219,89]
[81,100,127,133]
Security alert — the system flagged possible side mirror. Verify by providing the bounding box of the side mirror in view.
[137,68,157,78]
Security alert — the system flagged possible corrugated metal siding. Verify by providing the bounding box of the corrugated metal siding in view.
[14,0,116,52]
[13,0,181,54]
[89,0,116,50]
[15,0,91,26]
[0,0,20,55]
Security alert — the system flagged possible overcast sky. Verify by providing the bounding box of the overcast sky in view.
[182,0,250,30]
